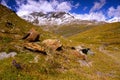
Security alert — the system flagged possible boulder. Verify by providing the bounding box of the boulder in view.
[70,50,87,60]
[73,46,94,55]
[22,28,40,42]
[24,43,46,54]
[42,39,62,51]
[70,45,94,60]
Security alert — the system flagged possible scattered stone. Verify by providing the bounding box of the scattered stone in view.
[1,29,5,33]
[78,60,92,67]
[22,28,40,42]
[0,52,17,60]
[42,39,62,51]
[24,43,46,55]
[29,55,39,63]
[73,45,94,55]
[96,71,118,78]
[12,60,22,69]
[14,35,21,39]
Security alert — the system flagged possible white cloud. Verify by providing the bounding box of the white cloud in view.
[107,5,120,23]
[73,12,106,21]
[56,2,72,12]
[1,0,119,23]
[16,0,27,5]
[50,0,59,8]
[90,0,106,12]
[16,0,73,16]
[17,0,55,16]
[108,6,120,18]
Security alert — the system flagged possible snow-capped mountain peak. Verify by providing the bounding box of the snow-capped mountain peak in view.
[21,11,120,25]
[22,11,75,25]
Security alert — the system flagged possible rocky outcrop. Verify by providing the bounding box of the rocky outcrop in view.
[73,46,94,55]
[24,43,46,54]
[70,50,87,60]
[22,28,40,42]
[42,39,62,51]
[70,45,94,60]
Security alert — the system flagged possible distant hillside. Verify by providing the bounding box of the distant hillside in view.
[69,22,120,45]
[52,23,97,37]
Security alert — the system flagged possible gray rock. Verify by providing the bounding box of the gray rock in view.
[0,52,17,60]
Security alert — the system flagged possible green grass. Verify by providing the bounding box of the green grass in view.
[69,22,120,44]
[68,22,120,80]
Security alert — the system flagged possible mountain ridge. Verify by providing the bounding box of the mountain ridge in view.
[19,10,120,26]
[21,11,108,26]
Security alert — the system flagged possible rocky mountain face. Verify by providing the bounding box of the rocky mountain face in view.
[21,11,106,25]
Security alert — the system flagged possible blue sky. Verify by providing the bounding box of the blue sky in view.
[0,0,120,22]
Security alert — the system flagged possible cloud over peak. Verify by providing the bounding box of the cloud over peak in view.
[1,0,120,23]
[108,6,120,18]
[90,0,106,12]
[73,11,106,21]
[16,0,73,16]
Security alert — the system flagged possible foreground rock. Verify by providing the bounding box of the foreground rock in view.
[74,46,94,55]
[0,52,17,60]
[24,43,46,54]
[22,28,40,42]
[71,45,94,60]
[42,39,62,51]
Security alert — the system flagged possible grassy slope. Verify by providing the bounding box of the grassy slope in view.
[0,5,120,80]
[0,5,87,80]
[69,22,120,80]
[69,22,120,45]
